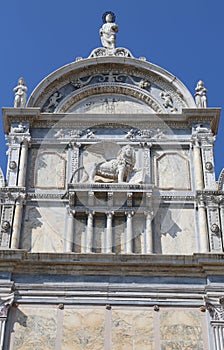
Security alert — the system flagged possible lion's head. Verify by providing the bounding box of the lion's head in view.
[117,145,136,168]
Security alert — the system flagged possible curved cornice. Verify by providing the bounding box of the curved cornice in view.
[27,55,196,111]
[55,83,166,114]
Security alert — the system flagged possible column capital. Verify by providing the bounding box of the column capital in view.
[68,141,81,149]
[66,205,75,216]
[125,211,134,217]
[21,135,31,147]
[15,192,27,205]
[205,296,224,322]
[86,210,95,216]
[197,194,206,208]
[144,209,153,217]
[0,293,14,318]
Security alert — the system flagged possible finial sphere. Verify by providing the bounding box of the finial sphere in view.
[102,11,116,24]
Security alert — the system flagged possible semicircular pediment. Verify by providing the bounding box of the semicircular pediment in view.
[27,57,196,113]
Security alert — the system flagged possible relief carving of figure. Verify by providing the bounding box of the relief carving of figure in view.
[160,92,177,112]
[100,12,118,50]
[13,77,27,108]
[81,145,136,183]
[194,80,207,108]
[45,91,62,112]
[12,122,27,133]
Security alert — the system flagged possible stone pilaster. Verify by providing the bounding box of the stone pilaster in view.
[86,211,94,253]
[0,294,14,350]
[192,138,204,190]
[18,137,31,187]
[197,195,209,252]
[70,142,81,183]
[5,135,21,187]
[125,211,134,254]
[11,194,26,249]
[220,199,224,250]
[200,135,216,190]
[143,210,153,254]
[65,207,74,252]
[105,211,113,254]
[206,195,223,252]
[143,142,151,183]
[205,296,224,349]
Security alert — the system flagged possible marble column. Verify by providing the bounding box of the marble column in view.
[65,208,74,252]
[18,139,30,187]
[212,324,224,350]
[105,212,113,254]
[126,212,134,254]
[197,196,209,252]
[193,139,204,190]
[11,198,24,249]
[144,211,153,254]
[86,211,94,253]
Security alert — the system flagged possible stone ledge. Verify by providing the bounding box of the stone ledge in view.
[0,250,223,277]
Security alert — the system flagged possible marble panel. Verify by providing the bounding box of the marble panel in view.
[29,149,67,189]
[93,215,105,253]
[154,207,196,254]
[12,306,57,350]
[160,309,204,349]
[21,204,65,252]
[112,309,154,350]
[61,308,104,350]
[113,215,125,253]
[154,150,191,190]
[133,214,145,253]
[74,215,86,253]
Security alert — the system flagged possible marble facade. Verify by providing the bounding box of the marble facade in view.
[0,13,224,349]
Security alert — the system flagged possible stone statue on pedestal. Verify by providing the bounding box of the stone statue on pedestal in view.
[100,12,118,50]
[13,77,27,108]
[194,80,207,108]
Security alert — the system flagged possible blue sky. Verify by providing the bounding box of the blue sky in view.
[0,0,224,177]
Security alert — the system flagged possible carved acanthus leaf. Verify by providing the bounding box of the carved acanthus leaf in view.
[205,297,224,321]
[0,293,14,318]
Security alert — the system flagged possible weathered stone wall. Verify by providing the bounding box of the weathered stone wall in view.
[7,305,208,349]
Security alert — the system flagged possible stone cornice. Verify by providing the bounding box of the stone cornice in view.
[2,108,221,134]
[2,108,40,134]
[0,251,224,277]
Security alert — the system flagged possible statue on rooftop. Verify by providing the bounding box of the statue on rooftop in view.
[100,12,118,50]
[13,77,27,108]
[194,80,207,108]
